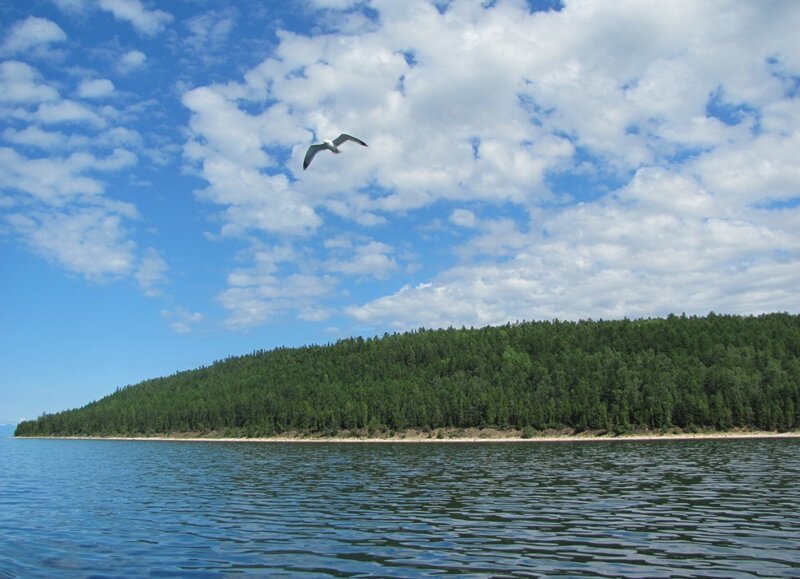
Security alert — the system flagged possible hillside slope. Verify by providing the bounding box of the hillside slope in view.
[15,313,800,437]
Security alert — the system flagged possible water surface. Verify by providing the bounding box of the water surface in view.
[1,437,799,576]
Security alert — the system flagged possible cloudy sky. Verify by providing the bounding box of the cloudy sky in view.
[2,0,799,424]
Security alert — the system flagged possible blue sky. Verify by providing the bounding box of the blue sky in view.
[2,0,799,425]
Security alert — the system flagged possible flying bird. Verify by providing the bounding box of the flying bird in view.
[303,133,368,170]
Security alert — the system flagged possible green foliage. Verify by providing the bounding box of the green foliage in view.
[14,313,800,437]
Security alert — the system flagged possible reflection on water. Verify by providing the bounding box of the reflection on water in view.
[1,438,799,576]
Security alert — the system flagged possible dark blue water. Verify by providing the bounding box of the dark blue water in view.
[1,437,799,577]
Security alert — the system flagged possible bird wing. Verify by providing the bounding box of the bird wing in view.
[303,144,327,170]
[332,133,368,147]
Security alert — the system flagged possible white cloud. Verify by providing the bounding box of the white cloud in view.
[0,10,172,303]
[184,10,235,55]
[225,244,297,286]
[7,206,138,281]
[179,0,800,331]
[690,132,800,207]
[324,239,398,279]
[203,167,321,237]
[298,306,335,322]
[220,272,335,329]
[33,100,106,127]
[182,86,319,236]
[52,0,90,11]
[117,50,146,73]
[216,238,397,327]
[1,16,67,56]
[458,217,529,258]
[78,78,115,99]
[3,125,142,152]
[308,0,363,9]
[0,137,149,284]
[182,86,273,168]
[0,147,136,205]
[135,247,168,296]
[449,208,477,228]
[0,147,97,204]
[162,307,203,334]
[219,244,316,328]
[0,61,59,103]
[349,164,800,330]
[98,0,173,36]
[3,126,82,149]
[1,0,796,348]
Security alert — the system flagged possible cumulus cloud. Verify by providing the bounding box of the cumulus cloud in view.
[0,6,175,304]
[32,99,107,127]
[135,247,168,296]
[3,125,140,151]
[1,0,793,339]
[182,85,318,237]
[308,0,364,9]
[97,0,173,36]
[1,141,144,284]
[7,206,137,281]
[162,307,203,334]
[180,0,800,330]
[449,208,478,228]
[0,61,59,103]
[52,0,91,11]
[220,271,335,329]
[350,164,800,330]
[184,10,236,56]
[3,126,65,149]
[0,75,159,294]
[1,56,152,291]
[1,16,67,56]
[77,78,115,99]
[117,50,146,73]
[0,147,136,205]
[323,239,398,279]
[214,243,333,328]
[690,132,800,207]
[1,159,157,286]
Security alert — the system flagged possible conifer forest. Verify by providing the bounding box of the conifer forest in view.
[15,313,800,437]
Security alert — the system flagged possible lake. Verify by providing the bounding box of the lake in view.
[1,436,799,577]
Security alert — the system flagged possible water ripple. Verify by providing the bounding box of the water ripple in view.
[2,438,800,576]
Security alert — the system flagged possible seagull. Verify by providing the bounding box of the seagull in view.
[303,133,368,170]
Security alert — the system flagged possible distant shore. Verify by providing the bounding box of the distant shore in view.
[16,427,800,444]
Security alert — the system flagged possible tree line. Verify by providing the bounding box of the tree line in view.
[15,313,800,437]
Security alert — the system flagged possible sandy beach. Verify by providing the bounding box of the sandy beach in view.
[19,428,800,444]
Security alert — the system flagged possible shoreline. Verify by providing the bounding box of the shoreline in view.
[16,428,800,444]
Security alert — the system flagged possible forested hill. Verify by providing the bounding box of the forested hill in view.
[15,313,800,438]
